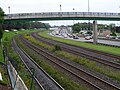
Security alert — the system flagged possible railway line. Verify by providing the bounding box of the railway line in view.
[19,35,120,90]
[31,32,120,70]
[12,38,64,90]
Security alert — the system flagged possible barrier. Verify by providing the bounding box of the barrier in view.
[7,61,28,90]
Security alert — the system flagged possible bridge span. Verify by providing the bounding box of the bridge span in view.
[4,12,120,22]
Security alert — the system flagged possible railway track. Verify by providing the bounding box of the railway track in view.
[20,36,120,90]
[12,38,64,90]
[31,32,120,70]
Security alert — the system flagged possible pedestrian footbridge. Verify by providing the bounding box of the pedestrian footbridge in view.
[4,12,120,22]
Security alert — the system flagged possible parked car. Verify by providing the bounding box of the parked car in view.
[106,35,116,39]
[109,36,116,39]
[73,35,79,39]
[67,34,73,38]
[85,36,92,40]
[116,36,120,39]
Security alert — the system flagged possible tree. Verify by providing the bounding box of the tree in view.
[72,22,93,33]
[2,21,51,30]
[0,7,4,44]
[72,23,81,33]
[109,23,116,33]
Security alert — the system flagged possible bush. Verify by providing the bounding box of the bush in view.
[110,32,117,36]
[0,80,7,86]
[54,45,61,51]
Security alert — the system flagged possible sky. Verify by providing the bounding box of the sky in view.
[0,0,120,26]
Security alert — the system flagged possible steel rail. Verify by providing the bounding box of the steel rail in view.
[12,38,64,90]
[31,33,120,70]
[21,37,120,90]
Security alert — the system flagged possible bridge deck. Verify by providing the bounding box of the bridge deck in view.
[4,12,120,21]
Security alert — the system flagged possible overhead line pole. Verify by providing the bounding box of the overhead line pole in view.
[73,8,75,25]
[88,0,90,31]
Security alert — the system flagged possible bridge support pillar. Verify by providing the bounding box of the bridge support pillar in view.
[93,20,98,44]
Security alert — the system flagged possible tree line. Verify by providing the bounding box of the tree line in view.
[72,22,118,33]
[0,7,4,43]
[2,21,51,30]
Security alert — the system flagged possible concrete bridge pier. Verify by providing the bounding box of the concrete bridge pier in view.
[93,20,98,44]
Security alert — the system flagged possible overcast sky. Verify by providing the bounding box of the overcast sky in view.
[1,0,120,26]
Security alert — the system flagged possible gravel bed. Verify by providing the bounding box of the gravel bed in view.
[32,33,120,62]
[12,39,63,90]
[22,37,120,89]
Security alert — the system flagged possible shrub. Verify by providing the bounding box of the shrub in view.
[110,32,117,36]
[54,44,61,51]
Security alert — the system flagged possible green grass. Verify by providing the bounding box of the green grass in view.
[24,34,55,51]
[9,50,32,89]
[0,29,40,88]
[39,31,120,55]
[24,35,120,81]
[0,29,40,63]
[0,49,4,63]
[0,65,7,86]
[17,39,88,90]
[55,51,120,81]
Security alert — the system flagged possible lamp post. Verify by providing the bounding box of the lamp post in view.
[8,6,10,14]
[60,5,62,12]
[73,8,75,25]
[73,8,75,12]
[8,6,11,19]
[88,0,90,31]
[88,0,90,13]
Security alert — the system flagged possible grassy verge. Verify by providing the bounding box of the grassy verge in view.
[0,65,8,86]
[9,49,32,89]
[55,51,120,81]
[17,37,88,90]
[0,48,4,63]
[0,29,40,88]
[24,34,120,81]
[39,31,120,55]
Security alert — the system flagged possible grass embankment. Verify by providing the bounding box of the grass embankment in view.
[24,34,120,81]
[0,29,40,88]
[0,66,7,86]
[18,35,88,90]
[39,31,120,55]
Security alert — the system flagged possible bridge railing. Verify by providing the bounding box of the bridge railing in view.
[4,12,120,20]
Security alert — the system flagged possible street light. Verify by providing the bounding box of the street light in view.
[8,6,10,18]
[88,0,90,13]
[8,6,11,30]
[88,0,90,31]
[60,5,62,12]
[8,6,10,14]
[73,8,75,25]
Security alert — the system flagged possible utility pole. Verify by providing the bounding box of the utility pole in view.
[60,5,62,12]
[8,6,10,18]
[73,8,75,25]
[88,0,90,13]
[88,0,90,31]
[8,6,10,14]
[8,6,11,30]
